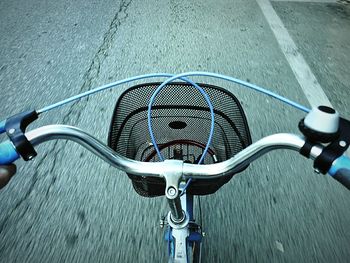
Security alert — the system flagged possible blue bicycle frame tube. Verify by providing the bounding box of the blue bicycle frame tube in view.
[165,227,175,258]
[187,194,194,221]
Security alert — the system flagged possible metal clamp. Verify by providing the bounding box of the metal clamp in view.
[313,118,350,174]
[5,110,38,161]
[162,160,183,197]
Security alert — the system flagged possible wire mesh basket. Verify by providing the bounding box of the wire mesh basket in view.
[108,82,252,197]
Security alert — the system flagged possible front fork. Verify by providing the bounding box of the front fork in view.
[163,188,202,263]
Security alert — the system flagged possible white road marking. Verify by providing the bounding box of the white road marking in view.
[256,0,333,108]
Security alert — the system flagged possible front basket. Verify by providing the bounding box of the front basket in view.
[108,82,252,197]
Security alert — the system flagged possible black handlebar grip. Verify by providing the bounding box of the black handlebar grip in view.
[333,169,350,190]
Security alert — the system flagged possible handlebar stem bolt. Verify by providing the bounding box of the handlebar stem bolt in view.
[167,187,177,197]
[339,141,346,147]
[8,128,15,135]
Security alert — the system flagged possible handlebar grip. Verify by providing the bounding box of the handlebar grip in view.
[328,156,350,190]
[0,141,20,165]
[333,169,350,190]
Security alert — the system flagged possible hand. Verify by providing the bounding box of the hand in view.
[0,164,16,189]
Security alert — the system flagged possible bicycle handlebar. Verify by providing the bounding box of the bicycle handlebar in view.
[22,125,322,178]
[333,169,350,190]
[1,124,350,189]
[26,125,169,177]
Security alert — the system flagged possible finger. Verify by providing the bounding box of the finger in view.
[0,164,16,178]
[0,171,11,189]
[0,164,16,189]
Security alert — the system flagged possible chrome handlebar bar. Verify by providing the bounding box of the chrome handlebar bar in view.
[26,125,324,179]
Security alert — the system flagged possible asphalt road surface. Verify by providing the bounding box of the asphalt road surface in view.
[0,0,349,262]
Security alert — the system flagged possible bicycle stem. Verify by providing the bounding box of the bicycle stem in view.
[162,160,186,223]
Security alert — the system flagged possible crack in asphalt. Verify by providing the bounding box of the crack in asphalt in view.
[0,0,133,235]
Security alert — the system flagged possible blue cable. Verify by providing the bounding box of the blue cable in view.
[180,178,193,196]
[163,72,310,113]
[38,72,310,114]
[147,76,215,164]
[38,73,197,113]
